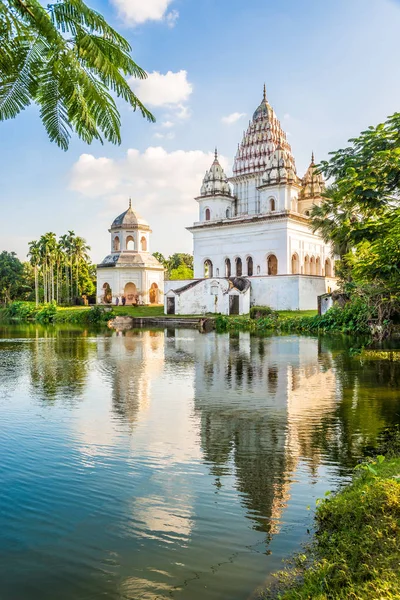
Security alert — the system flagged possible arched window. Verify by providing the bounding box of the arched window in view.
[270,198,276,212]
[235,257,242,276]
[304,255,310,275]
[267,254,278,275]
[257,265,260,274]
[310,256,316,275]
[247,256,253,276]
[225,258,231,277]
[204,259,213,278]
[325,258,332,277]
[291,253,299,274]
[226,208,231,218]
[141,236,147,251]
[126,235,135,251]
[205,208,211,221]
[316,257,321,275]
[113,236,120,252]
[102,282,112,304]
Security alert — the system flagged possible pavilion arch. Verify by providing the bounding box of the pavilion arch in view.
[124,282,137,305]
[267,254,278,275]
[316,257,321,275]
[325,258,332,277]
[291,253,300,274]
[225,258,231,277]
[113,236,120,252]
[204,259,213,278]
[246,256,254,276]
[102,282,112,304]
[304,255,310,275]
[205,208,211,221]
[126,235,135,251]
[310,256,316,276]
[269,197,276,212]
[235,257,243,276]
[141,236,147,251]
[149,282,159,304]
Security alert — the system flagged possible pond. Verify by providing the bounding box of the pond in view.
[1,325,400,600]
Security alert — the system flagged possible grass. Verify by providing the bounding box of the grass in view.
[276,310,318,319]
[261,450,400,599]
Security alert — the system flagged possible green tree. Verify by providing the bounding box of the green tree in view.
[169,264,194,280]
[168,253,194,271]
[0,0,154,150]
[0,250,24,303]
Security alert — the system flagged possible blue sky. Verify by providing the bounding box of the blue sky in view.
[1,0,400,262]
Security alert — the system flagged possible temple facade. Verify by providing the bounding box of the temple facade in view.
[165,87,337,315]
[97,201,164,306]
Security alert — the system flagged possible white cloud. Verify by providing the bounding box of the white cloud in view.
[111,0,177,26]
[129,70,193,107]
[69,147,230,257]
[222,112,246,125]
[161,120,174,128]
[153,131,175,139]
[165,9,179,28]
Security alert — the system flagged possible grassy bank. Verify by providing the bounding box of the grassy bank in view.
[216,302,371,336]
[0,301,165,325]
[262,438,400,599]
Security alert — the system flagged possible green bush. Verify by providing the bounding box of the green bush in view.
[250,306,276,319]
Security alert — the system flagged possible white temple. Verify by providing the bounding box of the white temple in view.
[97,200,164,305]
[165,86,337,315]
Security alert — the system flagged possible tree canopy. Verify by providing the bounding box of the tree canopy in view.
[0,250,26,303]
[0,0,154,149]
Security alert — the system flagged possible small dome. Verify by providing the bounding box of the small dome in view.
[300,153,325,200]
[111,199,149,230]
[262,145,298,185]
[200,150,233,197]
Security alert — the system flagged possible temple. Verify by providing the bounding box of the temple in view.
[97,200,164,306]
[165,86,337,315]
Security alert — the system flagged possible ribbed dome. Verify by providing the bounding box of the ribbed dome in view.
[111,200,149,230]
[262,145,297,185]
[300,153,325,199]
[200,150,233,197]
[232,84,296,178]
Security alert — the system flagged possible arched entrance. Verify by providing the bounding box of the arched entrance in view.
[126,236,135,250]
[149,283,159,304]
[225,258,231,277]
[103,282,112,304]
[291,253,299,274]
[325,258,332,277]
[235,257,242,276]
[124,282,137,305]
[204,259,213,278]
[316,257,321,275]
[310,256,316,275]
[267,254,278,275]
[247,256,253,276]
[304,255,310,275]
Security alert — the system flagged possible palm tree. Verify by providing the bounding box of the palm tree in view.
[0,0,154,150]
[72,236,91,299]
[28,240,40,306]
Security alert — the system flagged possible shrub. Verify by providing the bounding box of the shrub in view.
[250,306,276,319]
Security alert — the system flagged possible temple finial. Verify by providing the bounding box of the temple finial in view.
[263,83,267,101]
[311,151,315,164]
[214,147,218,161]
[128,197,132,209]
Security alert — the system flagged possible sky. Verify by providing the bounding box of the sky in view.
[1,0,400,263]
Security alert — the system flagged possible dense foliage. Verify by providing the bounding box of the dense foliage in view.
[311,112,400,332]
[0,0,154,149]
[0,250,27,303]
[152,252,194,280]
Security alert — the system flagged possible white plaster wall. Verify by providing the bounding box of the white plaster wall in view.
[249,276,300,310]
[165,279,250,316]
[164,280,195,294]
[298,277,338,310]
[97,267,164,304]
[197,196,235,222]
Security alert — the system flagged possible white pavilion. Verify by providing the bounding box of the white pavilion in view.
[97,200,164,306]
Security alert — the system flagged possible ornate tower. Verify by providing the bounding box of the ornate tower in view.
[230,85,299,215]
[196,149,235,222]
[298,153,326,215]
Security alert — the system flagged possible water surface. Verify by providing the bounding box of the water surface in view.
[1,325,399,599]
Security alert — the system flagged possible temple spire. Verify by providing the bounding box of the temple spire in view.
[311,151,315,164]
[128,197,132,209]
[214,147,218,161]
[263,83,267,102]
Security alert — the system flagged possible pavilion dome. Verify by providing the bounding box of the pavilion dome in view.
[200,150,233,197]
[111,199,149,230]
[262,144,297,185]
[300,153,326,200]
